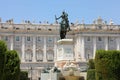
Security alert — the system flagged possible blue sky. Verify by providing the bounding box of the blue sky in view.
[0,0,120,24]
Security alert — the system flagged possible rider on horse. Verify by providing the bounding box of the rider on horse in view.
[55,11,71,39]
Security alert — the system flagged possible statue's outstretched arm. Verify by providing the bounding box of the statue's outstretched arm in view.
[56,16,62,20]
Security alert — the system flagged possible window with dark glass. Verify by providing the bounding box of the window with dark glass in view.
[16,36,19,41]
[38,37,41,41]
[4,36,8,41]
[87,37,90,41]
[98,26,102,29]
[98,37,102,41]
[27,36,30,41]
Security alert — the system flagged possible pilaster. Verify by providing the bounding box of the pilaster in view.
[54,37,57,61]
[33,36,36,62]
[81,36,85,61]
[10,35,13,50]
[116,37,120,50]
[22,36,25,62]
[105,37,108,50]
[93,37,96,58]
[43,36,47,62]
[75,36,80,61]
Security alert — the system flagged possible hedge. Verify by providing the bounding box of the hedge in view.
[87,69,95,80]
[4,50,20,80]
[87,59,95,80]
[20,71,29,80]
[0,40,7,80]
[88,59,95,69]
[95,50,120,80]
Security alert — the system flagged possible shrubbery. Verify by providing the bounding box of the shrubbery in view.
[95,50,120,80]
[87,69,95,80]
[20,71,29,80]
[87,59,95,80]
[5,50,20,80]
[0,40,7,80]
[88,59,95,69]
[0,40,22,80]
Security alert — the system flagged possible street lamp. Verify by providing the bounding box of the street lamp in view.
[88,53,89,60]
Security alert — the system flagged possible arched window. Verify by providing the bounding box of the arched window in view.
[36,50,43,62]
[25,50,32,62]
[47,50,54,61]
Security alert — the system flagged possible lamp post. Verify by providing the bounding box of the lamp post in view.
[88,53,90,61]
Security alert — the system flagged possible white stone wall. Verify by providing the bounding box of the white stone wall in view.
[0,20,120,80]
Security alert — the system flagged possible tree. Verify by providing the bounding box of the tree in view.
[87,59,95,80]
[20,71,29,80]
[88,59,95,69]
[4,50,20,80]
[95,50,120,80]
[0,40,7,80]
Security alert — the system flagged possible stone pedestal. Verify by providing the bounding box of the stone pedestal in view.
[59,76,85,80]
[55,39,74,68]
[41,73,61,80]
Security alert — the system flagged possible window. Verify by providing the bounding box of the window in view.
[27,28,30,30]
[109,37,114,42]
[16,28,19,30]
[48,29,52,31]
[16,36,19,41]
[36,51,43,62]
[38,28,41,30]
[49,39,52,42]
[47,37,54,43]
[27,36,30,41]
[98,26,102,29]
[87,37,90,41]
[98,37,102,41]
[47,50,54,61]
[25,50,32,62]
[37,37,41,41]
[4,36,8,41]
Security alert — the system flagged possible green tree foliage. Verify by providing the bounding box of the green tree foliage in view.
[88,59,95,69]
[87,59,95,80]
[5,50,20,80]
[0,40,7,80]
[87,69,95,80]
[20,71,28,80]
[95,50,120,80]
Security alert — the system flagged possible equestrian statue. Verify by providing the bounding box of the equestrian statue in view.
[55,11,71,39]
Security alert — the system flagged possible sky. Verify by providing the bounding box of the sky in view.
[0,0,120,24]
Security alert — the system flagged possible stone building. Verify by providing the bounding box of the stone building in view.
[0,17,120,80]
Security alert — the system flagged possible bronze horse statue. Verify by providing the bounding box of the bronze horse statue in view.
[55,11,71,39]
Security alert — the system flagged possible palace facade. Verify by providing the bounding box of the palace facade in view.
[0,17,120,80]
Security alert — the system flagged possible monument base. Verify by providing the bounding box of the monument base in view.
[56,39,74,68]
[41,38,85,80]
[41,73,62,80]
[59,76,85,80]
[55,60,77,68]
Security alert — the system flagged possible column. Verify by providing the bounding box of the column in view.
[22,36,25,62]
[105,37,108,50]
[43,36,47,62]
[81,36,85,61]
[33,36,36,62]
[54,37,57,61]
[93,36,96,58]
[116,37,120,50]
[10,35,13,50]
[76,36,80,61]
